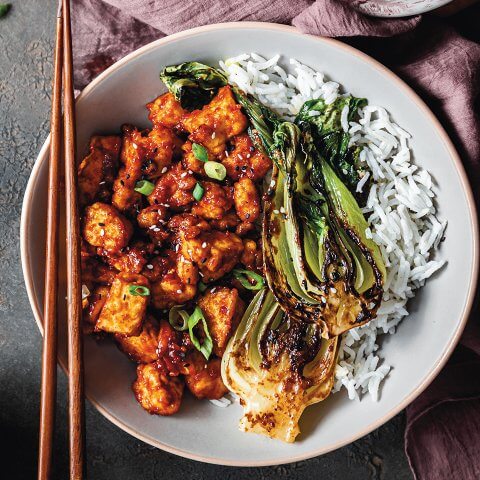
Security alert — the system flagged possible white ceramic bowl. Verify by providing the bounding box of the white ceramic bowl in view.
[353,0,452,17]
[21,23,478,466]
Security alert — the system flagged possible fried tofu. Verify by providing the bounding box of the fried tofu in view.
[198,287,245,356]
[96,273,149,336]
[147,92,186,130]
[222,133,272,181]
[233,177,260,223]
[82,202,133,253]
[240,238,263,273]
[150,251,198,309]
[179,230,244,282]
[137,205,171,246]
[78,135,121,207]
[133,363,184,416]
[115,315,159,363]
[184,351,228,400]
[82,285,110,333]
[191,181,234,221]
[143,126,176,177]
[157,320,193,376]
[112,125,144,213]
[181,86,248,156]
[181,140,210,175]
[100,241,153,274]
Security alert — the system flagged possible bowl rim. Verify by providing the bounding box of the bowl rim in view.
[20,21,479,466]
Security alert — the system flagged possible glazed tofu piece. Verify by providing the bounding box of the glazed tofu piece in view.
[181,86,248,156]
[112,125,144,213]
[147,92,186,130]
[222,133,272,181]
[181,140,211,175]
[191,181,234,221]
[82,202,133,253]
[100,241,153,274]
[150,251,198,309]
[179,230,244,282]
[233,177,260,223]
[133,363,184,416]
[82,285,110,333]
[198,287,245,356]
[137,205,171,245]
[184,351,228,400]
[148,162,197,210]
[115,315,159,363]
[240,238,263,273]
[78,135,121,206]
[96,273,149,336]
[143,126,176,177]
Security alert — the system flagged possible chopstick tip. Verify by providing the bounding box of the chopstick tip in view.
[57,0,63,18]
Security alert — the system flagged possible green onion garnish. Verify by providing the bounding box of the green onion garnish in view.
[188,306,213,360]
[193,182,204,201]
[198,281,207,293]
[192,143,208,162]
[232,269,264,290]
[0,4,11,18]
[127,285,150,296]
[204,161,227,181]
[134,180,155,196]
[169,305,189,331]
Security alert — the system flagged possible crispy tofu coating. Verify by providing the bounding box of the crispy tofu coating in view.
[181,86,248,156]
[148,162,197,210]
[143,126,176,177]
[179,230,244,282]
[191,181,234,220]
[82,285,110,333]
[112,125,144,213]
[137,205,171,245]
[96,273,149,336]
[222,133,272,181]
[83,202,133,253]
[157,320,193,376]
[115,315,159,363]
[150,250,198,309]
[181,140,210,175]
[100,241,153,274]
[240,239,263,273]
[233,177,260,223]
[198,287,245,356]
[184,352,228,400]
[168,213,210,240]
[78,135,121,207]
[147,92,186,130]
[133,363,184,416]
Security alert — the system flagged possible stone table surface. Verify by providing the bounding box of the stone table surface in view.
[0,1,422,479]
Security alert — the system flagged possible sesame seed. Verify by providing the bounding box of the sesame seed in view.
[211,132,216,139]
[321,297,327,304]
[176,289,182,294]
[153,227,161,232]
[279,206,286,214]
[238,154,243,160]
[181,172,187,178]
[161,167,168,174]
[188,170,193,175]
[146,264,153,269]
[149,225,157,229]
[211,287,216,293]
[132,143,138,149]
[225,150,229,157]
[99,181,106,185]
[330,287,337,294]
[201,242,207,248]
[246,154,251,158]
[99,229,105,236]
[273,209,279,215]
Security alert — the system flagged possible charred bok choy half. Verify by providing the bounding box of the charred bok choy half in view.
[160,62,385,442]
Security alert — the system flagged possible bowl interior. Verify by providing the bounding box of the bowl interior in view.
[21,24,477,465]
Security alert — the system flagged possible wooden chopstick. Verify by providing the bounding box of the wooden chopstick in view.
[37,3,63,479]
[62,0,86,478]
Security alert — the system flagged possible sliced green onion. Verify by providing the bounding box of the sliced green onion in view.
[188,306,213,360]
[193,182,204,201]
[204,161,227,181]
[134,180,155,196]
[0,4,11,18]
[127,285,150,296]
[192,143,208,162]
[198,281,207,293]
[233,269,265,291]
[169,305,190,331]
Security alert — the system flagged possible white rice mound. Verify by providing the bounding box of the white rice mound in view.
[220,53,447,402]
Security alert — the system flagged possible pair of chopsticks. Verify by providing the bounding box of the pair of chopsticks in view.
[38,1,85,479]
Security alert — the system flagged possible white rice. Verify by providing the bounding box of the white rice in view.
[220,54,446,402]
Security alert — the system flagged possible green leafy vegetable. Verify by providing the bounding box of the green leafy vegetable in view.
[204,161,227,180]
[134,180,155,196]
[128,285,150,297]
[222,289,338,442]
[160,62,228,110]
[0,4,11,18]
[193,182,204,201]
[192,142,208,162]
[188,306,213,360]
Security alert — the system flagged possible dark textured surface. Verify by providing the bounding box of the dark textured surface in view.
[0,1,412,478]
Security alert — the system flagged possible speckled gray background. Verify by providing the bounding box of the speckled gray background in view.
[8,1,477,478]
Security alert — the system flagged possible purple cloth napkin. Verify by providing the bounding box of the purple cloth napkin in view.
[72,1,480,478]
